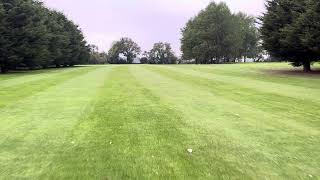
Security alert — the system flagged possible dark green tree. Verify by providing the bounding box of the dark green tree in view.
[20,0,50,69]
[0,0,90,73]
[260,0,320,71]
[0,0,27,72]
[0,1,8,72]
[291,0,320,71]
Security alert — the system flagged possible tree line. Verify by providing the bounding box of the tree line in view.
[1,0,319,71]
[103,38,178,64]
[0,0,90,73]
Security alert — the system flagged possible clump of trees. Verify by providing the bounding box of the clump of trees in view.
[88,45,108,64]
[260,0,320,72]
[108,37,141,64]
[142,42,177,64]
[107,38,178,64]
[0,0,90,73]
[181,2,260,64]
[139,56,149,64]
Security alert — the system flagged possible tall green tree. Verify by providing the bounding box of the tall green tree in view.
[260,0,320,71]
[235,13,260,62]
[0,0,26,72]
[0,0,90,73]
[19,0,50,69]
[292,0,320,71]
[181,2,234,64]
[108,41,124,64]
[181,2,259,64]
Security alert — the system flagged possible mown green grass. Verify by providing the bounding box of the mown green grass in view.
[0,63,319,179]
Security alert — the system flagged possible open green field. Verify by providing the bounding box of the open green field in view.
[0,63,319,179]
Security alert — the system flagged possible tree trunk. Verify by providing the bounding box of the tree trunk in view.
[303,61,311,72]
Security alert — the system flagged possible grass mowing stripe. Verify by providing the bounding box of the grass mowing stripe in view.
[157,65,320,104]
[0,68,63,81]
[0,66,99,108]
[0,64,319,179]
[142,65,320,138]
[0,67,86,86]
[40,66,213,179]
[132,65,319,179]
[0,66,112,179]
[173,64,320,89]
[144,65,320,128]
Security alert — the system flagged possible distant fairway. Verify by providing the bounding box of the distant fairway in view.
[0,63,319,179]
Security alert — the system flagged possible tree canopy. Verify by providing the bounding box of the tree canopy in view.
[147,42,177,64]
[108,37,141,64]
[0,0,90,73]
[260,0,320,71]
[181,2,260,64]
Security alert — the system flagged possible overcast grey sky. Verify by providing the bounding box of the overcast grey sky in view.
[43,0,266,55]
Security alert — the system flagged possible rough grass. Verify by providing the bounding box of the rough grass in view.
[0,63,319,179]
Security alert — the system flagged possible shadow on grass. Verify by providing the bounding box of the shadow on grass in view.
[266,68,320,78]
[1,65,89,75]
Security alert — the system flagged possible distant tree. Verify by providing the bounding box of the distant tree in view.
[88,45,108,64]
[139,51,150,64]
[107,37,141,64]
[177,57,183,64]
[234,13,260,62]
[140,57,149,64]
[107,41,122,64]
[148,42,177,64]
[260,0,320,71]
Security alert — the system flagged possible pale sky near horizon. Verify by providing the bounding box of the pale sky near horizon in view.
[42,0,266,55]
